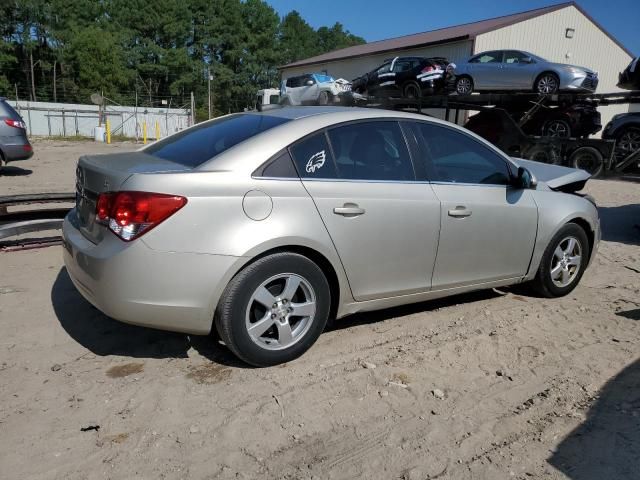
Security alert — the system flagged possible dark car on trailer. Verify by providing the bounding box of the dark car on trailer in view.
[351,56,452,99]
[0,98,33,169]
[465,103,601,139]
[617,57,639,90]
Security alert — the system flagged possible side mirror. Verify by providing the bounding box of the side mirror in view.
[306,80,314,86]
[517,166,537,189]
[522,56,533,64]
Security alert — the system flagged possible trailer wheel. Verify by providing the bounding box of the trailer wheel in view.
[525,145,557,164]
[570,146,603,177]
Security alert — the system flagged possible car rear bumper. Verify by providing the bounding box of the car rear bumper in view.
[62,211,242,335]
[1,137,33,162]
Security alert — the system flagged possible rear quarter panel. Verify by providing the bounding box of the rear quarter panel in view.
[119,171,354,317]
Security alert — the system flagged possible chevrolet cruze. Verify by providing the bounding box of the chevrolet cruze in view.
[63,107,600,366]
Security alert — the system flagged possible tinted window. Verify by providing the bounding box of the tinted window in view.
[504,51,529,64]
[146,114,290,167]
[0,100,23,120]
[268,94,280,104]
[375,63,391,75]
[289,132,338,179]
[286,76,302,88]
[392,60,414,72]
[256,150,298,178]
[470,51,503,64]
[327,121,414,181]
[314,74,333,83]
[411,122,512,185]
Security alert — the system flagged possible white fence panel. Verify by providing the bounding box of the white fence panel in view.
[6,100,191,139]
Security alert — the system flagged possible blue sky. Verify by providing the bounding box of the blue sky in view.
[266,0,639,56]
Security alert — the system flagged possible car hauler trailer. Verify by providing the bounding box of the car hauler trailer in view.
[345,90,640,177]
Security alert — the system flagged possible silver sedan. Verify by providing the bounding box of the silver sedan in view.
[63,107,600,366]
[454,50,598,94]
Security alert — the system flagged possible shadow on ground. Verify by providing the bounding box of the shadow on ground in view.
[51,268,246,367]
[549,359,640,479]
[0,166,33,176]
[598,204,640,245]
[329,289,500,331]
[53,267,503,366]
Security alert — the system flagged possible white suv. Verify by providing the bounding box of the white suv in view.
[280,73,351,106]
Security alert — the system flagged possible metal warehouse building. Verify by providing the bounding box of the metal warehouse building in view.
[279,1,634,133]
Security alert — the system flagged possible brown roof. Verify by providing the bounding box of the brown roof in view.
[280,2,632,70]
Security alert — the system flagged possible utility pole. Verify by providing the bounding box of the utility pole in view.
[190,91,195,125]
[208,68,213,119]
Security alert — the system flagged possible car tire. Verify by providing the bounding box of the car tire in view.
[215,252,331,367]
[543,119,571,138]
[535,73,560,94]
[613,126,640,163]
[403,82,421,99]
[317,91,330,106]
[570,146,604,177]
[531,223,589,298]
[455,76,473,95]
[524,144,560,164]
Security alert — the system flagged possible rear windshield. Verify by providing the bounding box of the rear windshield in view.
[0,100,23,120]
[146,113,290,167]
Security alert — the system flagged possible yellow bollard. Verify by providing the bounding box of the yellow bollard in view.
[155,121,160,140]
[105,118,111,144]
[142,121,147,145]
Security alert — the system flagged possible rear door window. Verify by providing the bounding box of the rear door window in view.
[289,132,338,179]
[470,51,503,64]
[146,114,290,168]
[327,121,415,181]
[0,100,24,120]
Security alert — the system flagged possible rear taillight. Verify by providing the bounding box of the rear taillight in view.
[421,65,434,73]
[95,191,187,241]
[4,119,26,129]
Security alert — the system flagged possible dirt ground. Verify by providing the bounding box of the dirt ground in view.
[1,140,639,480]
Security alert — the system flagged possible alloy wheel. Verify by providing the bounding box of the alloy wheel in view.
[537,75,558,94]
[245,273,316,351]
[615,128,640,162]
[456,77,472,94]
[544,120,570,138]
[550,236,582,288]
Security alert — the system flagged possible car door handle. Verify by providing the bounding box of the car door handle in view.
[333,205,365,216]
[448,206,472,218]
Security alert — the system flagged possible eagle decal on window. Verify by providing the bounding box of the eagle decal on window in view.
[306,150,326,173]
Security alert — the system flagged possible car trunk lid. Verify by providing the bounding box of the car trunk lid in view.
[75,151,190,243]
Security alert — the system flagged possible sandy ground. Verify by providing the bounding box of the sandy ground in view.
[1,140,640,479]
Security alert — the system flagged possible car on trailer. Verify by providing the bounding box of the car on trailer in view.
[602,112,640,169]
[280,73,351,106]
[0,98,33,170]
[351,56,453,99]
[617,57,639,90]
[463,107,612,177]
[453,50,598,95]
[466,103,601,139]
